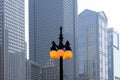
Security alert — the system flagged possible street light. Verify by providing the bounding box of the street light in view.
[49,26,72,80]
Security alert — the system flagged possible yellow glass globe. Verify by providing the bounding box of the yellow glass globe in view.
[63,51,72,59]
[57,49,64,57]
[50,50,59,59]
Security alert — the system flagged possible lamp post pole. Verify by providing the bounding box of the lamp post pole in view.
[59,27,64,80]
[50,26,72,80]
[60,57,63,80]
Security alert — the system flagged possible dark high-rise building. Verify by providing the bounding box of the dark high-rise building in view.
[29,0,77,80]
[77,9,108,80]
[0,0,25,80]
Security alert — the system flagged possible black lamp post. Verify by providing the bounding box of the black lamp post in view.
[49,26,72,80]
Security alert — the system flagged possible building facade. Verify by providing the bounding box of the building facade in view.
[77,9,108,80]
[26,60,40,80]
[107,28,120,80]
[29,0,77,80]
[0,0,25,80]
[40,59,59,80]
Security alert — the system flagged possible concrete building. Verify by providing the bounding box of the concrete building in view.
[0,0,25,80]
[108,28,120,80]
[77,9,108,80]
[41,59,59,80]
[29,0,77,80]
[26,60,40,80]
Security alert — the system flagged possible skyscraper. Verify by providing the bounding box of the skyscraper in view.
[29,0,77,80]
[0,0,25,80]
[77,9,108,80]
[107,28,120,80]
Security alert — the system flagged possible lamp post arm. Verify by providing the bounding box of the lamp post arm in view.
[51,41,58,50]
[52,41,57,46]
[65,40,72,50]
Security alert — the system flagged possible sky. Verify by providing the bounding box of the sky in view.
[25,0,28,42]
[77,0,120,30]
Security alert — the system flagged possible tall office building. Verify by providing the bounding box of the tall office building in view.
[77,9,108,80]
[0,0,25,80]
[29,0,77,80]
[107,28,120,80]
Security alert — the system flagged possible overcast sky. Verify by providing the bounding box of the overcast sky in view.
[77,0,120,31]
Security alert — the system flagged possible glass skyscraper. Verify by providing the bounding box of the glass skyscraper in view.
[108,28,120,80]
[77,9,108,80]
[0,0,25,80]
[29,0,77,80]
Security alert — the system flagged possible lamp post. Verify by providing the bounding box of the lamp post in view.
[49,26,72,80]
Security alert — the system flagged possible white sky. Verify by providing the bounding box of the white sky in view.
[25,0,28,42]
[77,0,120,31]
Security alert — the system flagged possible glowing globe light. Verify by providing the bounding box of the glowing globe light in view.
[50,50,59,59]
[57,49,64,57]
[63,50,72,59]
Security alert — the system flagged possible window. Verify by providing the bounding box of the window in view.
[113,32,119,49]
